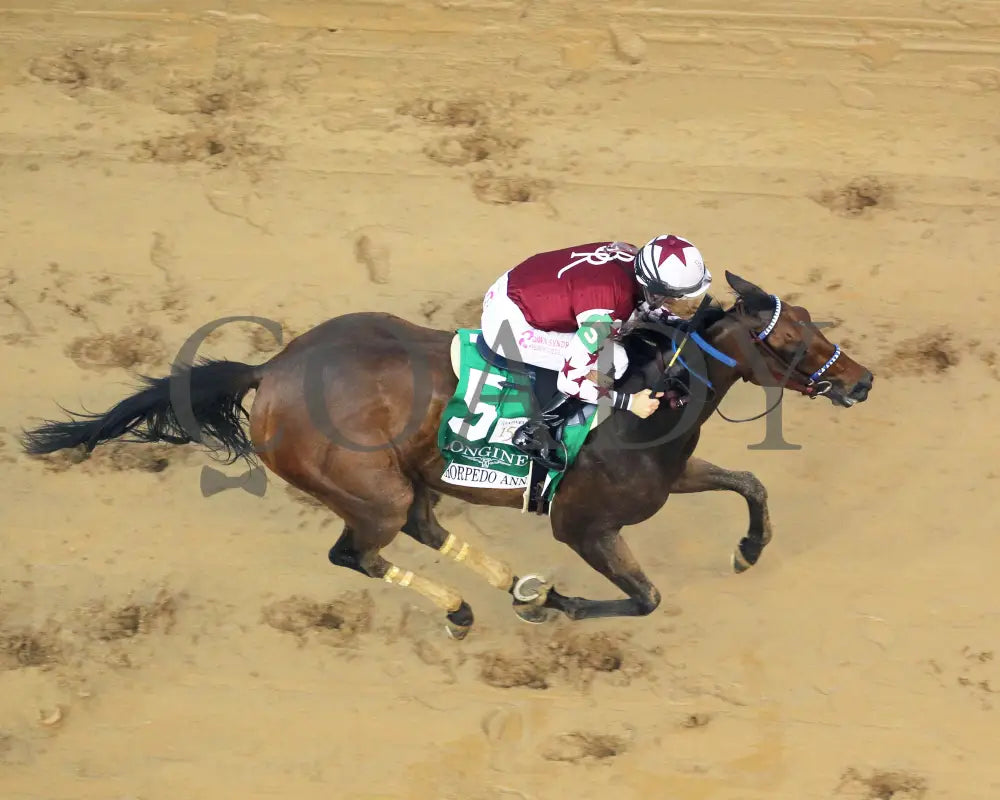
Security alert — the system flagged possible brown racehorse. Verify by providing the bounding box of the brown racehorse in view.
[20,272,873,638]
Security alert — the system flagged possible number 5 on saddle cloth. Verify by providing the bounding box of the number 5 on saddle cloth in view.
[436,329,598,515]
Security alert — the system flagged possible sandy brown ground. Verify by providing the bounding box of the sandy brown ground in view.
[2,1,1000,798]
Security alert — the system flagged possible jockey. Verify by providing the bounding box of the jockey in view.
[480,234,713,471]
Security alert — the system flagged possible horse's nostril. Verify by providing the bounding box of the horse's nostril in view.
[851,371,874,399]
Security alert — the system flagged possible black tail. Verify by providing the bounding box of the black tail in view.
[20,358,262,465]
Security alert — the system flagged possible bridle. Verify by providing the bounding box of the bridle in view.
[738,294,842,398]
[625,292,844,424]
[715,294,842,423]
[632,295,842,423]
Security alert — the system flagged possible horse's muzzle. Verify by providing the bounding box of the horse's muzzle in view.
[835,370,873,407]
[850,371,874,402]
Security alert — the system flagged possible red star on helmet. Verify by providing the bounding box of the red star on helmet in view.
[561,358,574,378]
[585,352,599,366]
[653,235,692,268]
[573,374,588,386]
[596,384,612,399]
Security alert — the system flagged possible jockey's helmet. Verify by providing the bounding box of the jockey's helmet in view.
[634,234,712,304]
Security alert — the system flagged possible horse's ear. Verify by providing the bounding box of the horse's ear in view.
[725,270,767,299]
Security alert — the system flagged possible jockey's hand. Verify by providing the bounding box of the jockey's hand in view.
[630,389,664,419]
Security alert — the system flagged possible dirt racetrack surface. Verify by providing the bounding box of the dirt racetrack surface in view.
[2,1,1000,798]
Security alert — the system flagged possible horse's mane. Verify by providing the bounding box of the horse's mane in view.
[615,293,748,386]
[620,295,730,351]
[611,283,780,395]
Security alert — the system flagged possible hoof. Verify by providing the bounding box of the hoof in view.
[732,535,765,574]
[445,601,473,640]
[513,601,557,625]
[512,573,548,603]
[445,620,471,640]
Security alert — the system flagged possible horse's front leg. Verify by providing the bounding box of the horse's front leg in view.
[669,457,772,572]
[529,522,662,621]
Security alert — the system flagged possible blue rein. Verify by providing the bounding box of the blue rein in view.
[664,328,738,390]
[661,292,842,395]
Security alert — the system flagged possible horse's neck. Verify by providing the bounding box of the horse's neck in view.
[699,315,746,398]
[647,316,745,438]
[583,315,746,474]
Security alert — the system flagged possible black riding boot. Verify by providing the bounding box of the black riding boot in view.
[511,392,584,472]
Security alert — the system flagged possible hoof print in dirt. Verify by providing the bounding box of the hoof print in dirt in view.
[813,176,892,216]
[835,767,928,799]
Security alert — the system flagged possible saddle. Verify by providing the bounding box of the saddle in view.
[445,331,600,514]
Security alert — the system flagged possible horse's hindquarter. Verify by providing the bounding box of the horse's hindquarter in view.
[249,313,456,476]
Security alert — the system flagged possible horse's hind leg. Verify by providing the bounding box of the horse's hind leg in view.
[310,479,474,638]
[400,486,517,595]
[668,457,772,572]
[329,524,474,639]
